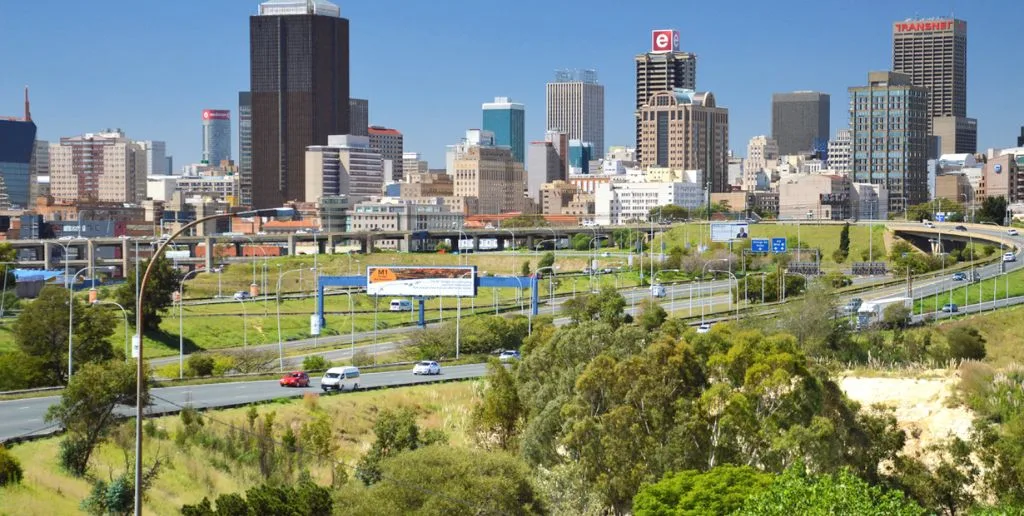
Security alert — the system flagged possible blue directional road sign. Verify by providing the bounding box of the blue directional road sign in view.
[771,237,788,254]
[751,238,770,253]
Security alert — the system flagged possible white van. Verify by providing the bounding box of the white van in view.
[321,366,360,392]
[650,285,666,298]
[389,299,412,312]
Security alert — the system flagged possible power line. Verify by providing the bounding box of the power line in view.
[149,393,493,514]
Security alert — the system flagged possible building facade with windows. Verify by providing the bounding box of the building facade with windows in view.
[368,126,403,182]
[305,135,383,204]
[50,131,146,204]
[638,89,729,194]
[546,70,604,158]
[482,97,525,163]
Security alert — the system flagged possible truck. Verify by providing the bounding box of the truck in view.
[856,297,912,329]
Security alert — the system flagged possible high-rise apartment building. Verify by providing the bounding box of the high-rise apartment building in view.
[827,129,852,175]
[482,97,525,163]
[368,126,403,181]
[238,91,253,205]
[250,0,350,208]
[849,71,930,213]
[138,141,167,175]
[771,92,830,156]
[545,70,604,157]
[635,30,697,161]
[201,109,232,165]
[50,131,146,203]
[305,135,383,204]
[0,87,36,209]
[892,18,974,154]
[638,89,729,194]
[527,140,563,202]
[349,98,368,137]
[453,137,527,215]
[744,136,778,191]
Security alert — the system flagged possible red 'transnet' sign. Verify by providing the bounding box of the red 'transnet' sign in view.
[894,20,958,32]
[651,29,679,53]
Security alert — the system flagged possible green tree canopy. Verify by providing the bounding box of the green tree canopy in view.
[471,359,525,451]
[979,196,1008,224]
[537,251,555,270]
[182,480,332,515]
[633,465,774,516]
[649,204,689,223]
[560,287,628,329]
[115,254,181,332]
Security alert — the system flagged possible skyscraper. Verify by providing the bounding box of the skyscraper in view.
[368,126,403,182]
[526,140,562,203]
[545,70,604,157]
[849,71,929,213]
[892,18,974,154]
[482,97,525,163]
[638,89,729,194]
[1018,127,1024,147]
[634,29,697,161]
[771,92,830,156]
[250,0,350,208]
[0,87,36,209]
[238,91,253,205]
[349,98,368,136]
[138,141,167,175]
[201,109,232,165]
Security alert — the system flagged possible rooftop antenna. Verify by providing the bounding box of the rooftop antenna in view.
[23,85,31,122]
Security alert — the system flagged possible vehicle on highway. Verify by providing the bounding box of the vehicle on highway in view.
[952,272,967,281]
[942,303,959,313]
[321,366,360,391]
[1009,228,1019,236]
[279,371,310,388]
[955,225,968,231]
[601,252,611,257]
[389,299,413,311]
[696,323,711,334]
[651,285,666,298]
[412,361,441,375]
[842,298,863,314]
[1004,252,1016,263]
[499,350,521,362]
[923,221,935,228]
[857,297,912,329]
[233,291,252,301]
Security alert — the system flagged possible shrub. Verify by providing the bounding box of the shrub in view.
[947,326,986,361]
[351,349,373,367]
[302,355,331,372]
[0,445,23,486]
[186,354,216,377]
[212,354,237,376]
[59,436,92,476]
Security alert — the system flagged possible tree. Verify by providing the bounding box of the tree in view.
[946,326,986,360]
[979,196,1008,224]
[571,233,591,251]
[777,280,837,353]
[502,214,549,228]
[633,465,774,516]
[342,446,545,515]
[735,465,925,516]
[45,361,148,476]
[882,304,912,330]
[907,198,964,222]
[355,408,446,485]
[14,285,117,386]
[637,298,668,331]
[182,480,332,515]
[0,445,23,487]
[521,260,531,277]
[115,255,181,332]
[537,251,555,270]
[650,204,689,223]
[471,359,525,450]
[839,222,851,257]
[561,287,628,329]
[435,241,451,253]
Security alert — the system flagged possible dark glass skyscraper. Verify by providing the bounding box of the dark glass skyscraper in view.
[238,91,253,206]
[0,88,36,209]
[771,91,830,156]
[250,0,350,208]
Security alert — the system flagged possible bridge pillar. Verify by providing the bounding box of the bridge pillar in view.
[87,240,96,280]
[472,236,480,252]
[43,242,52,268]
[287,235,296,256]
[526,235,535,250]
[204,237,214,271]
[121,239,130,278]
[402,234,412,253]
[496,238,505,251]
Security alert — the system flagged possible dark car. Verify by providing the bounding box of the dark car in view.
[279,371,310,388]
[954,225,968,231]
[952,272,967,281]
[842,298,863,314]
[941,303,959,313]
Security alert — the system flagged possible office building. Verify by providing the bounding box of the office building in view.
[368,126,403,181]
[827,129,852,175]
[851,183,889,220]
[744,135,777,191]
[527,140,563,203]
[399,170,452,197]
[402,152,429,178]
[250,0,350,208]
[568,140,592,175]
[30,139,50,200]
[238,91,253,206]
[349,98,368,136]
[482,97,525,163]
[305,135,383,205]
[1018,127,1024,148]
[595,180,704,226]
[137,140,168,176]
[771,92,830,156]
[50,131,146,203]
[176,175,240,202]
[349,198,463,251]
[892,18,974,154]
[635,30,697,162]
[201,109,232,165]
[0,87,36,209]
[546,69,604,157]
[778,174,852,220]
[849,71,930,213]
[979,153,1023,205]
[637,89,729,194]
[453,134,527,215]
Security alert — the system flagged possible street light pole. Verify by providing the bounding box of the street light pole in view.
[177,269,203,379]
[276,265,312,372]
[93,300,129,361]
[67,265,91,381]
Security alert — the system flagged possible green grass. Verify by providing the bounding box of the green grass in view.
[0,381,478,515]
[933,304,1024,368]
[914,266,1024,314]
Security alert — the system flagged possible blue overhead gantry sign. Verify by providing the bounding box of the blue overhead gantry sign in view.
[751,239,770,253]
[771,238,788,254]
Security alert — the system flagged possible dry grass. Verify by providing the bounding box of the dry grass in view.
[0,381,478,515]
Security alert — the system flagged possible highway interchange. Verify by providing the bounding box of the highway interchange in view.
[2,221,1023,443]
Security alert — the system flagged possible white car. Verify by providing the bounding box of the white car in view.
[1003,252,1016,263]
[499,350,521,362]
[1008,228,1019,236]
[923,222,935,228]
[412,361,441,375]
[696,323,712,334]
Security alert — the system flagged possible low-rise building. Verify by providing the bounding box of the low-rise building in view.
[851,183,889,221]
[778,174,852,220]
[935,173,970,204]
[595,180,704,225]
[349,198,464,251]
[175,175,239,204]
[400,170,453,197]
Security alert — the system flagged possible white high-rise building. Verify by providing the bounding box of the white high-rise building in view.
[744,136,778,191]
[138,140,168,175]
[305,135,384,204]
[827,129,852,175]
[201,110,231,166]
[546,69,605,157]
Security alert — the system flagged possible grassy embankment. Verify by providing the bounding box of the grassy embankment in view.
[914,265,1024,315]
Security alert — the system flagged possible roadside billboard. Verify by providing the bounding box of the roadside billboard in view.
[366,266,477,298]
[710,222,749,242]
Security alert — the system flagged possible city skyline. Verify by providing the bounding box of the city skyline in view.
[2,1,1022,173]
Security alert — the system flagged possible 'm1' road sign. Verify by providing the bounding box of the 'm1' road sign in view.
[771,238,788,254]
[751,238,770,253]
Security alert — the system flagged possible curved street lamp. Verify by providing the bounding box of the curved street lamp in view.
[276,265,315,372]
[92,299,129,361]
[177,269,203,379]
[133,206,296,514]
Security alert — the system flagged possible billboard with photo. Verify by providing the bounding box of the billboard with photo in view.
[366,266,477,297]
[710,222,750,242]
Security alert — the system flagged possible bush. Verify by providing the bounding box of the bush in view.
[351,349,373,367]
[832,248,849,264]
[186,354,216,377]
[59,436,92,476]
[212,354,237,376]
[302,355,331,372]
[0,445,23,486]
[947,326,986,361]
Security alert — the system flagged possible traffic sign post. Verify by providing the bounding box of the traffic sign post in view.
[771,238,788,254]
[751,238,770,253]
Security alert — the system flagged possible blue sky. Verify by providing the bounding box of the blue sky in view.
[1,0,1021,169]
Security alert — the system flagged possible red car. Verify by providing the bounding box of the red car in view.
[279,371,310,388]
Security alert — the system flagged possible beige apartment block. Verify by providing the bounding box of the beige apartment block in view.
[453,146,526,215]
[638,89,729,193]
[49,131,145,203]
